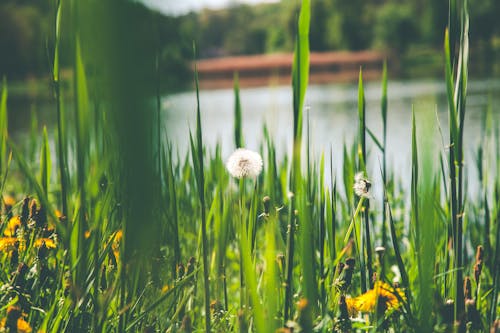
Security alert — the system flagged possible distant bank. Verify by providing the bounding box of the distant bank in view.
[194,51,385,89]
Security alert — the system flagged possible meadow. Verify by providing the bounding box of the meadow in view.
[0,0,499,332]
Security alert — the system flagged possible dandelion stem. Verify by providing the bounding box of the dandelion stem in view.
[344,196,365,245]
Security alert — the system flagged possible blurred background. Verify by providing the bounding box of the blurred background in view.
[1,0,500,173]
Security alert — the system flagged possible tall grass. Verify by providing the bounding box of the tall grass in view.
[0,0,498,332]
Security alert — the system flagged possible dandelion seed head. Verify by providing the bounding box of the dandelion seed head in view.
[226,148,263,179]
[353,172,371,198]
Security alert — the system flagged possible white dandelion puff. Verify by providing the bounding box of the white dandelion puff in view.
[353,172,371,198]
[226,148,263,179]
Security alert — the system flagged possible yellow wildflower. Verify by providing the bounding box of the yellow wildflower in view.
[34,238,57,249]
[3,195,16,207]
[345,281,405,316]
[15,318,32,333]
[0,237,18,252]
[161,284,171,293]
[0,306,32,333]
[112,230,123,262]
[4,216,21,236]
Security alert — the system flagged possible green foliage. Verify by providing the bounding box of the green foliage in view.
[374,3,418,54]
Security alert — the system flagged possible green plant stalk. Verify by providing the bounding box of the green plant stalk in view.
[380,60,388,272]
[290,0,310,191]
[263,214,280,332]
[284,197,295,323]
[40,127,51,196]
[343,196,365,245]
[73,33,89,298]
[192,58,211,333]
[0,78,7,178]
[53,0,69,218]
[490,184,500,325]
[329,149,337,257]
[234,72,243,148]
[238,178,246,310]
[319,153,326,314]
[357,68,373,291]
[167,146,181,274]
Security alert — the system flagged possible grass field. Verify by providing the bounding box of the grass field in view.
[0,0,499,332]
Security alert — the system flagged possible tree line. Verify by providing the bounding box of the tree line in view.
[1,0,499,87]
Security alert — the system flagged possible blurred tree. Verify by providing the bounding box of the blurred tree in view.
[309,0,330,51]
[0,4,47,78]
[374,2,418,54]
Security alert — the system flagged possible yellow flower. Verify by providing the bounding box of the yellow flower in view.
[4,216,21,236]
[34,238,57,249]
[0,237,18,252]
[3,195,16,207]
[16,318,32,333]
[107,230,123,264]
[345,281,405,316]
[0,306,32,333]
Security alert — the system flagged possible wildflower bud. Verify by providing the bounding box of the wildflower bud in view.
[186,257,196,276]
[463,276,472,300]
[20,197,30,228]
[474,245,484,283]
[177,263,185,279]
[29,199,37,220]
[297,299,313,333]
[263,196,271,215]
[180,314,193,333]
[35,205,48,229]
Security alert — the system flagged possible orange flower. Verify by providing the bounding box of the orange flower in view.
[4,216,21,236]
[345,281,405,316]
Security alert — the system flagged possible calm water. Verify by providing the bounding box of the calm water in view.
[164,78,500,191]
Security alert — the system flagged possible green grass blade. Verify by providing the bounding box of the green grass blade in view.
[233,72,243,148]
[0,77,8,177]
[40,126,52,196]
